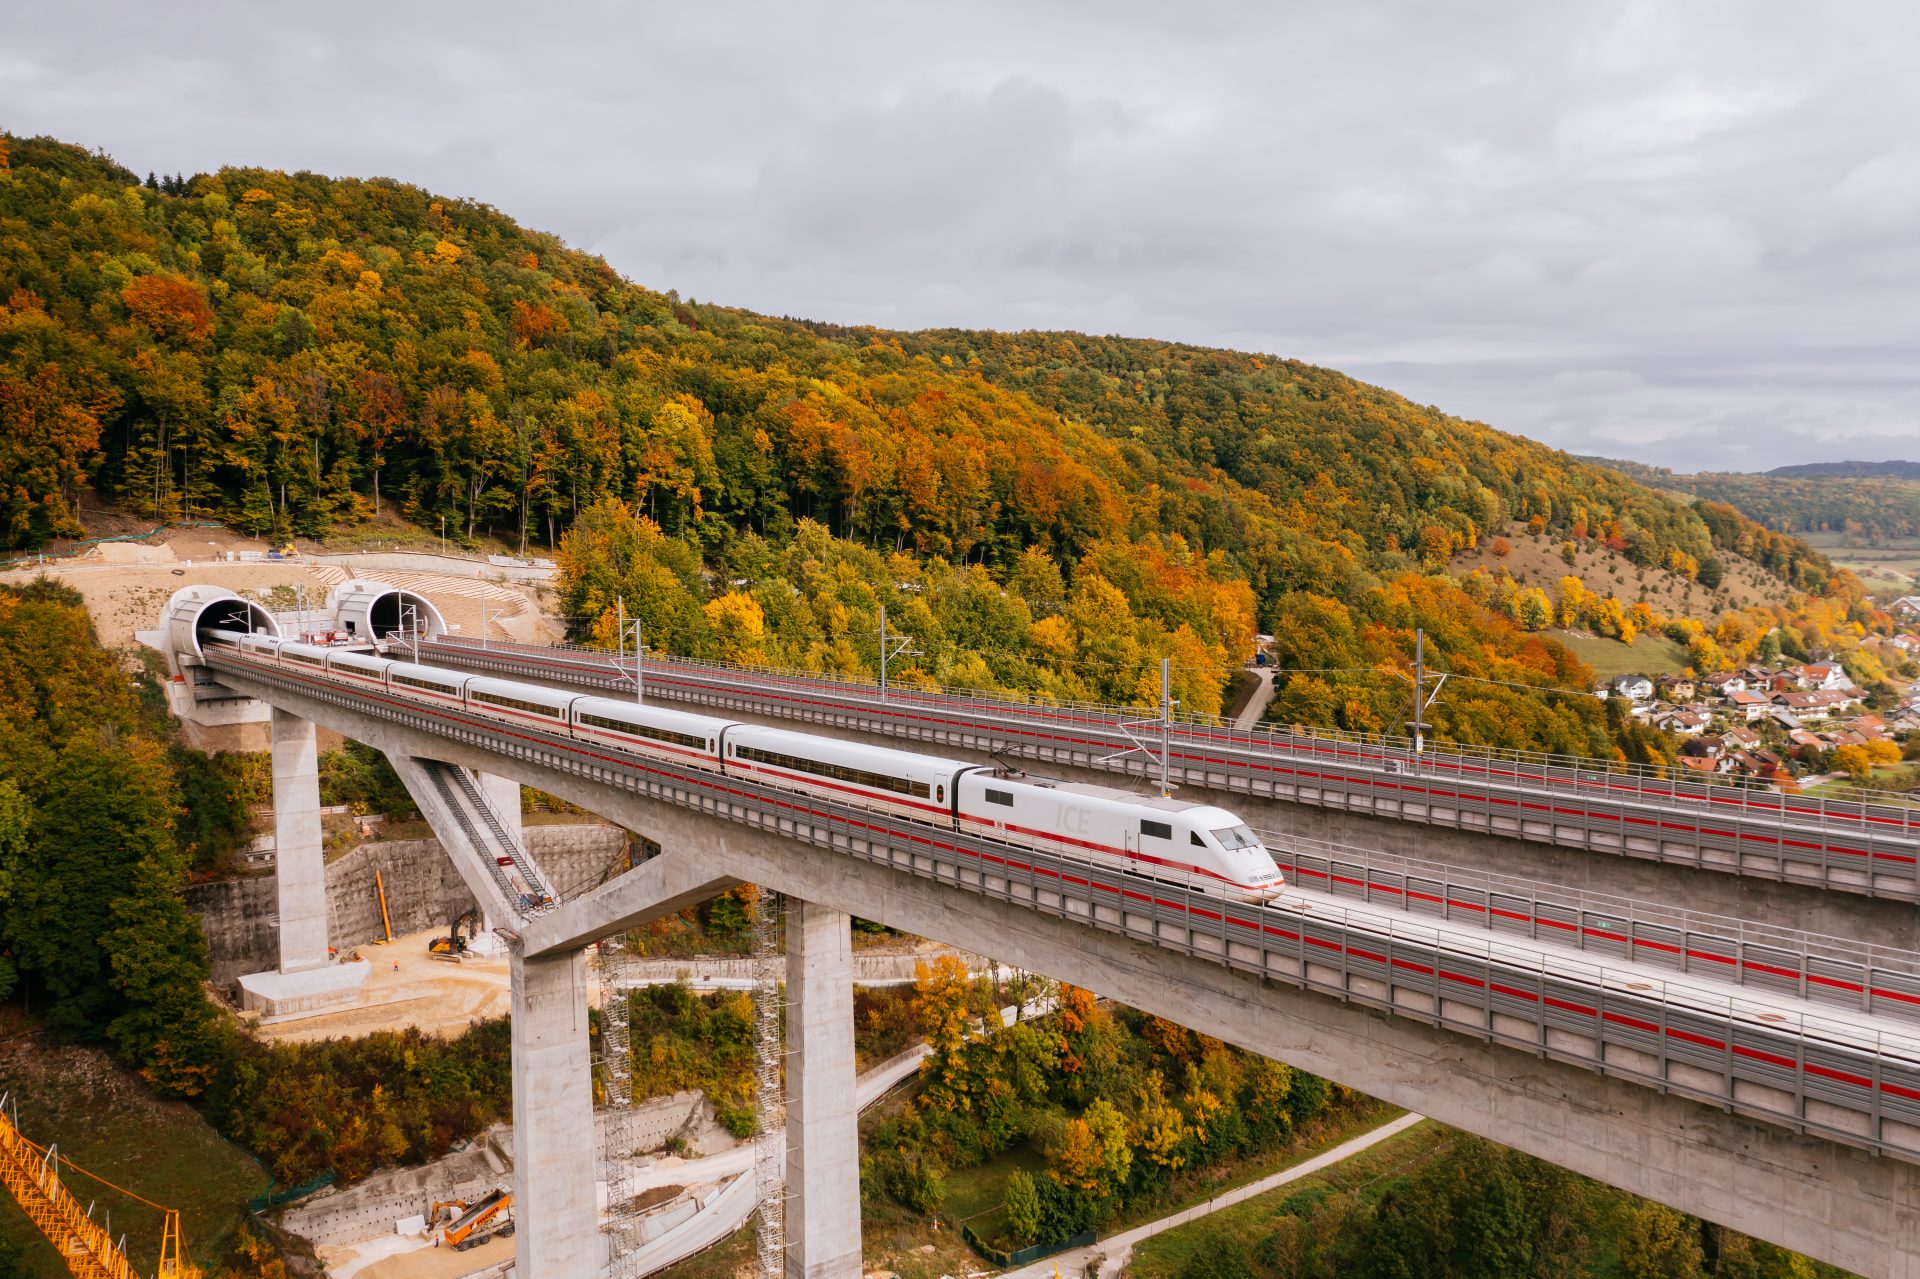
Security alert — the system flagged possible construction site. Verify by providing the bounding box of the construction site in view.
[0,533,786,1279]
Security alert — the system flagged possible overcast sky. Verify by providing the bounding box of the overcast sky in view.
[6,1,1917,471]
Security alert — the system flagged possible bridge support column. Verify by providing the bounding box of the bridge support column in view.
[235,709,368,1017]
[270,708,328,973]
[785,899,862,1279]
[510,947,600,1277]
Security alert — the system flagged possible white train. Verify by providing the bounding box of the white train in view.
[209,631,1286,902]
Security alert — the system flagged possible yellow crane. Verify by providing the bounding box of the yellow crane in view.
[0,1093,197,1279]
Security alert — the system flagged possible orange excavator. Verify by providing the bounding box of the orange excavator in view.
[430,1188,515,1251]
[427,909,478,961]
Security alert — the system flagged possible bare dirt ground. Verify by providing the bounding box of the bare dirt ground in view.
[0,523,559,651]
[254,928,513,1045]
[323,1228,514,1279]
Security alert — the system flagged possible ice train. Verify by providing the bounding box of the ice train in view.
[207,631,1286,902]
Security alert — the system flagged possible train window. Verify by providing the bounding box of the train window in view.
[986,789,1014,807]
[578,712,704,749]
[1191,832,1207,847]
[1141,820,1172,841]
[936,785,945,803]
[734,744,932,799]
[474,689,564,719]
[393,672,455,694]
[1211,824,1262,851]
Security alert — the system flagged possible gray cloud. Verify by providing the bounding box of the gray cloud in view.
[5,0,1917,470]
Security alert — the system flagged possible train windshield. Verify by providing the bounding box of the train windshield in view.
[1210,823,1263,851]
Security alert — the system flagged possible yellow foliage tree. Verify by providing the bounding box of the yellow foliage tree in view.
[704,591,767,665]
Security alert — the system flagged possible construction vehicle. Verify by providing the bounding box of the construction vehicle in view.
[428,909,478,960]
[430,1188,515,1250]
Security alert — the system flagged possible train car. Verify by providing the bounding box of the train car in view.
[722,724,979,822]
[277,640,334,674]
[954,773,1284,901]
[464,676,578,733]
[233,631,282,660]
[569,696,731,771]
[385,660,472,709]
[326,648,392,689]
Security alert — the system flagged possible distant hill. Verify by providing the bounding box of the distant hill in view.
[1583,456,1920,539]
[1767,460,1920,479]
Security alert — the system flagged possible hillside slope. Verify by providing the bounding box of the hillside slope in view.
[0,132,1870,758]
[1586,456,1920,540]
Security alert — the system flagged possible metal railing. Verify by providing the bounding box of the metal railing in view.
[1265,833,1920,1024]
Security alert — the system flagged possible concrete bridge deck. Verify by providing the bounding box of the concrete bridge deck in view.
[195,639,1920,1275]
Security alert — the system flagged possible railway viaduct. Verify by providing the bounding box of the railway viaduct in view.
[153,584,1920,1278]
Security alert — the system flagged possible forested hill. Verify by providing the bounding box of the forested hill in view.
[1770,460,1920,479]
[1587,456,1920,540]
[0,132,1867,756]
[1,132,1820,588]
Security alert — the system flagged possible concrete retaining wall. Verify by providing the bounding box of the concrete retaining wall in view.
[191,823,630,986]
[279,1127,512,1246]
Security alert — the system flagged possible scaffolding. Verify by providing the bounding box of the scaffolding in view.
[593,929,648,1276]
[750,887,786,1279]
[0,1092,195,1279]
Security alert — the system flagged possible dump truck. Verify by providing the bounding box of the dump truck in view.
[430,1188,515,1250]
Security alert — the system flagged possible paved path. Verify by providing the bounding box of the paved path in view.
[1233,666,1276,730]
[999,1111,1427,1279]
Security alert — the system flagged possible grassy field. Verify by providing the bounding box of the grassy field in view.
[1800,532,1920,598]
[1126,1120,1452,1277]
[1551,630,1691,681]
[0,1015,269,1277]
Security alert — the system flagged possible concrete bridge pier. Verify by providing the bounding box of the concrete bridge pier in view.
[271,708,329,972]
[235,709,368,1015]
[784,899,863,1279]
[509,946,601,1277]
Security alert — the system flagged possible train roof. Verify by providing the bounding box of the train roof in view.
[387,660,471,687]
[999,777,1213,812]
[466,675,578,708]
[986,776,1252,826]
[571,695,737,734]
[727,722,979,774]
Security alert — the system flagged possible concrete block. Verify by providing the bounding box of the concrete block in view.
[238,961,369,1019]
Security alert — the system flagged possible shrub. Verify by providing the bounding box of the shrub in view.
[1004,1170,1042,1246]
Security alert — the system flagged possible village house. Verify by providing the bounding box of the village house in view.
[1611,673,1655,702]
[1798,662,1854,691]
[1658,676,1697,702]
[1773,691,1830,722]
[1808,687,1864,714]
[1701,672,1748,696]
[1655,709,1710,736]
[1681,735,1724,759]
[1890,595,1920,619]
[1846,714,1888,740]
[1725,689,1774,723]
